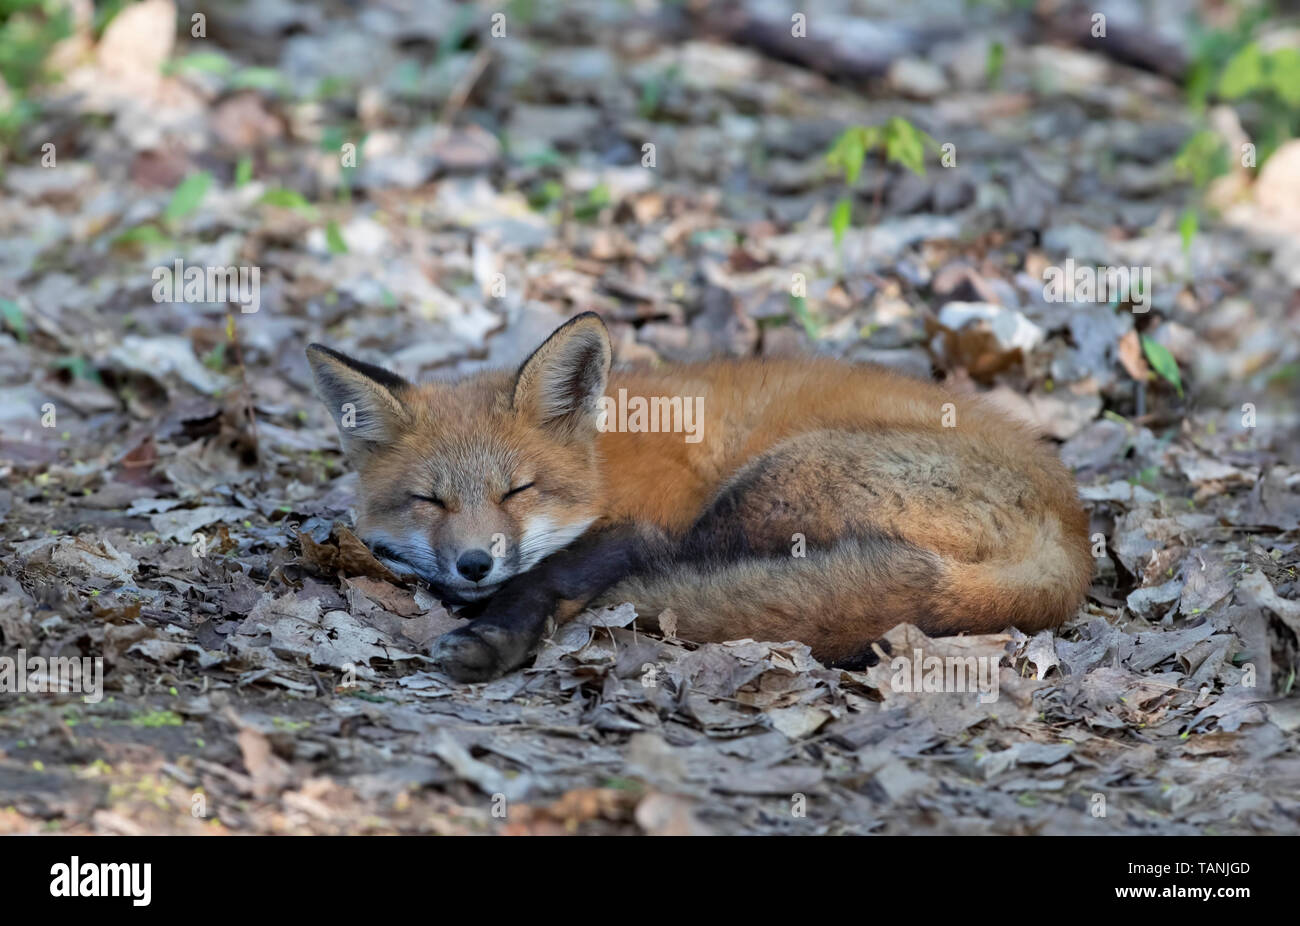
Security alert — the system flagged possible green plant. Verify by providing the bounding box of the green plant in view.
[1183,5,1300,168]
[823,118,935,246]
[259,186,315,213]
[325,220,348,254]
[1177,206,1198,256]
[163,170,212,223]
[0,0,69,91]
[435,4,474,64]
[0,0,72,145]
[111,171,211,248]
[527,180,612,223]
[788,294,822,339]
[638,64,681,119]
[1183,6,1271,109]
[1141,335,1184,398]
[573,183,611,221]
[164,50,233,77]
[1173,129,1230,190]
[985,40,1005,89]
[0,297,25,341]
[1213,42,1300,162]
[1171,9,1300,273]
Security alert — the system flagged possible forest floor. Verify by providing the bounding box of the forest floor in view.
[1,0,1298,834]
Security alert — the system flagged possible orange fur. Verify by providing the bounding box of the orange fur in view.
[308,314,1093,674]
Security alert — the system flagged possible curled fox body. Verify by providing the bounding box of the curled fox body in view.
[307,313,1092,682]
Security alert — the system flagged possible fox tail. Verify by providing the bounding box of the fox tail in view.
[600,521,1091,668]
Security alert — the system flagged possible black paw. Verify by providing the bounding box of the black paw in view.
[430,623,533,683]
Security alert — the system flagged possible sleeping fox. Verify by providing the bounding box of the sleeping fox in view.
[307,312,1092,682]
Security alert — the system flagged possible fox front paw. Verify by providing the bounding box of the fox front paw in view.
[431,623,533,683]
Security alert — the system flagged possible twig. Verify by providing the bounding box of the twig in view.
[436,48,491,128]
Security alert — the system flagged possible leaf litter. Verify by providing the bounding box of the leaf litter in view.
[0,0,1298,835]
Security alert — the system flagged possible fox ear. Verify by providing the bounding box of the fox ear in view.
[513,312,611,432]
[306,344,411,459]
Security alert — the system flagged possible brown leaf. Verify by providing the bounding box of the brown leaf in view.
[503,788,640,834]
[93,600,142,624]
[103,623,154,664]
[116,436,167,489]
[1117,329,1150,381]
[634,792,712,836]
[337,527,403,582]
[344,576,421,617]
[237,729,294,800]
[211,91,283,150]
[296,530,338,573]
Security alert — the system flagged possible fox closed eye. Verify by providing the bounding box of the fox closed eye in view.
[501,481,536,502]
[411,494,446,508]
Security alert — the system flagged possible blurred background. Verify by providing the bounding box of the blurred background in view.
[2,1,1297,433]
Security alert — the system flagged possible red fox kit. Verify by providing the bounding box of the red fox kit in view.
[307,312,1092,681]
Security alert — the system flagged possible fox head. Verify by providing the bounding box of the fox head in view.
[306,312,611,603]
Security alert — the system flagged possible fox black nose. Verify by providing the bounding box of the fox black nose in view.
[456,549,494,582]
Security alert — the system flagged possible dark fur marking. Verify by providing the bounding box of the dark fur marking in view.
[307,343,410,394]
[464,439,946,672]
[832,637,893,671]
[474,523,658,639]
[675,460,772,563]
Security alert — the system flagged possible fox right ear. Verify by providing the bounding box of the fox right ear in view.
[513,312,611,433]
[306,344,411,459]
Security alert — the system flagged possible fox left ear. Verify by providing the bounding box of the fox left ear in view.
[306,344,411,460]
[513,312,611,432]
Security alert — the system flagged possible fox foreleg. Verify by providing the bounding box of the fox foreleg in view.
[430,523,660,682]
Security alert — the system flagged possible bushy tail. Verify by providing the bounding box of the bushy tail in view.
[600,521,1091,667]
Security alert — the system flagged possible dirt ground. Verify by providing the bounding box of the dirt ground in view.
[1,0,1298,834]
